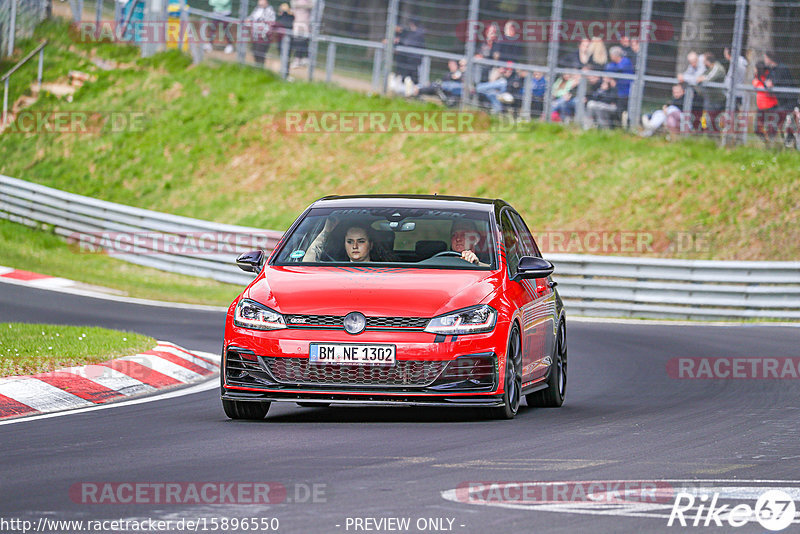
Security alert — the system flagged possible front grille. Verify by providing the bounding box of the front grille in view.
[285,314,428,330]
[261,357,447,387]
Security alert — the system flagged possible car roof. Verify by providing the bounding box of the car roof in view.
[312,194,508,212]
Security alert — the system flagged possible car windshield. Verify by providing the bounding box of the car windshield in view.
[273,206,497,269]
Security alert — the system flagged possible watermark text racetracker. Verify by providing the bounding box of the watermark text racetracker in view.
[70,481,326,504]
[70,231,277,256]
[2,111,146,134]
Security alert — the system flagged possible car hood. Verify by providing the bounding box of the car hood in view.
[244,265,502,317]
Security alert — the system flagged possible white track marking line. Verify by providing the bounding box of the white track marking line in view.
[0,377,93,411]
[0,379,218,426]
[0,267,14,276]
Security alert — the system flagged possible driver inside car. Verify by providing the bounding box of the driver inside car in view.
[450,219,488,266]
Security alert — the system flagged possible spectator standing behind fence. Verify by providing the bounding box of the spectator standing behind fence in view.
[723,47,747,109]
[677,51,706,86]
[290,0,314,68]
[764,51,795,113]
[246,0,275,68]
[395,19,425,85]
[604,46,634,117]
[560,38,607,70]
[696,52,726,129]
[474,24,500,83]
[275,2,294,57]
[206,0,234,54]
[498,21,524,64]
[752,61,779,143]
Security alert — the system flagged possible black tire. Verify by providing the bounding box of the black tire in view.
[489,324,522,420]
[222,399,270,420]
[296,402,331,408]
[527,319,567,408]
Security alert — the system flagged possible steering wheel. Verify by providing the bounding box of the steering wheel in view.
[431,250,464,259]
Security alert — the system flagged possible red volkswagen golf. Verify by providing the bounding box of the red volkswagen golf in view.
[222,195,566,420]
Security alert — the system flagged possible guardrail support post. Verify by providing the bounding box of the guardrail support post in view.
[542,0,563,121]
[381,0,399,94]
[325,41,335,83]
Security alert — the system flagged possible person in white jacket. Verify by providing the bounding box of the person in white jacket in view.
[291,0,314,67]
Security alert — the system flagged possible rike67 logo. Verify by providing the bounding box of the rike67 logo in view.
[668,489,797,531]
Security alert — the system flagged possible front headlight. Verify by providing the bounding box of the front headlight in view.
[234,299,286,330]
[424,305,497,335]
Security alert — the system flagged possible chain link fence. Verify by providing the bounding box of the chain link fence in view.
[1,0,49,58]
[56,0,800,145]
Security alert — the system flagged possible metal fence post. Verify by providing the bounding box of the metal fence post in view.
[419,55,430,87]
[95,0,102,29]
[460,0,479,109]
[629,0,653,131]
[37,45,43,91]
[371,47,383,92]
[575,75,587,126]
[725,0,746,147]
[542,0,563,121]
[8,0,17,57]
[177,0,186,52]
[306,0,322,81]
[237,0,248,64]
[325,41,335,83]
[279,31,290,78]
[381,0,399,94]
[520,71,533,120]
[2,78,8,127]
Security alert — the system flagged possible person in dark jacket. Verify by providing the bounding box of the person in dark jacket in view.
[584,76,619,129]
[764,51,795,111]
[395,19,425,84]
[604,46,634,110]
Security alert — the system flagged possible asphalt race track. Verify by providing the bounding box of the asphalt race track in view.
[1,282,799,533]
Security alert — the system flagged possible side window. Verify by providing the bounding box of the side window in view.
[500,211,521,277]
[509,211,541,258]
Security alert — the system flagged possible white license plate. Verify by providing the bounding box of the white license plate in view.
[309,343,396,366]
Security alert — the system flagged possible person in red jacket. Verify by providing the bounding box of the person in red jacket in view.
[752,61,779,143]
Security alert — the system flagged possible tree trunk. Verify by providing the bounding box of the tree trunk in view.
[676,0,714,73]
[747,0,772,68]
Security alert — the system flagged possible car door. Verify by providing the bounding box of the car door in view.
[508,210,556,383]
[500,210,547,386]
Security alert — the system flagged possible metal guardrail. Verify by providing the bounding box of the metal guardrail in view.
[2,175,799,320]
[0,175,279,285]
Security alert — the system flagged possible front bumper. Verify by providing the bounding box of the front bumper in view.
[221,389,506,408]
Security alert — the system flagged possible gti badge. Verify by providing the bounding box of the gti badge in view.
[343,312,367,334]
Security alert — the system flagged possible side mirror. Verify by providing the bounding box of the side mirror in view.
[236,250,265,273]
[512,256,554,281]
